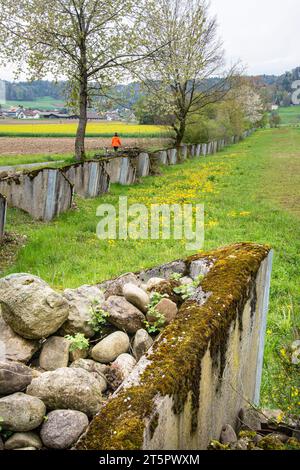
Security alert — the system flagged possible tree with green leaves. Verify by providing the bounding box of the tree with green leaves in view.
[0,0,161,160]
[134,0,239,146]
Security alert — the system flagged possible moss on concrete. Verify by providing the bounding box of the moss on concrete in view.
[75,242,270,450]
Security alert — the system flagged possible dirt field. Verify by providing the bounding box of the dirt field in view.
[0,137,170,156]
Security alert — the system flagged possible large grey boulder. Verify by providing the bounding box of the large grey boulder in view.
[132,329,153,361]
[70,358,106,377]
[0,393,46,431]
[91,331,130,364]
[40,410,89,449]
[60,285,105,338]
[27,367,103,417]
[122,283,150,313]
[39,336,70,371]
[111,354,136,380]
[104,296,145,334]
[0,361,34,394]
[4,432,42,450]
[70,359,107,392]
[0,274,69,339]
[0,313,39,363]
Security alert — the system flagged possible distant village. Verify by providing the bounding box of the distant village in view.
[0,105,136,122]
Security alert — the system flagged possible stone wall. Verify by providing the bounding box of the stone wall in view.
[0,193,6,240]
[75,242,273,450]
[63,161,110,198]
[0,168,73,221]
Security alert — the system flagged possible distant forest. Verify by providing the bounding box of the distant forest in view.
[2,66,300,108]
[4,80,66,101]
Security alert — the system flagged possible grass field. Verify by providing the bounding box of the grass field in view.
[0,121,169,138]
[0,153,74,168]
[278,105,300,126]
[1,127,299,413]
[4,96,65,110]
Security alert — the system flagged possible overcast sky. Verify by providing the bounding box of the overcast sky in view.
[0,0,299,81]
[210,0,299,75]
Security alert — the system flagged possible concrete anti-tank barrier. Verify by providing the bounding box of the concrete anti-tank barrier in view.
[137,153,151,177]
[0,193,6,240]
[76,242,272,450]
[167,148,178,165]
[0,168,73,221]
[102,156,137,185]
[63,160,110,198]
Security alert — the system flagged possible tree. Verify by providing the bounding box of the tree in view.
[133,94,172,125]
[269,112,281,128]
[134,0,238,146]
[0,0,161,160]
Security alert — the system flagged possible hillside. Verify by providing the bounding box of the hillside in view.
[0,66,299,112]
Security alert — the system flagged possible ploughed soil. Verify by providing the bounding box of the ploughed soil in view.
[0,137,169,156]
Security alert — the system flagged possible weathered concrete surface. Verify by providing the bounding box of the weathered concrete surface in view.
[181,145,188,161]
[0,193,6,240]
[63,161,110,198]
[104,157,122,183]
[119,157,136,185]
[103,156,136,185]
[195,144,202,157]
[190,145,196,158]
[212,141,218,154]
[154,150,168,166]
[167,148,177,165]
[137,153,150,178]
[75,243,272,451]
[0,169,73,221]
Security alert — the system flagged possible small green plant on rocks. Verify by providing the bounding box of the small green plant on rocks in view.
[170,273,182,281]
[65,333,90,352]
[88,299,110,334]
[173,274,204,300]
[144,292,168,334]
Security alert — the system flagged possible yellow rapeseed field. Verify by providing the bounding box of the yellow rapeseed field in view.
[0,121,169,137]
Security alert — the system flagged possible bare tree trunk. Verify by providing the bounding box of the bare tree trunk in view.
[175,119,186,147]
[75,76,88,161]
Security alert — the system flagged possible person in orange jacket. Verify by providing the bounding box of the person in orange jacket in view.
[112,132,122,152]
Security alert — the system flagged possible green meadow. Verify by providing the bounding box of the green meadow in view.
[1,127,299,413]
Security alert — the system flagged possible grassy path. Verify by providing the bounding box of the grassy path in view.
[1,127,300,412]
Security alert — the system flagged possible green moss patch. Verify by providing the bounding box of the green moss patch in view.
[75,242,270,450]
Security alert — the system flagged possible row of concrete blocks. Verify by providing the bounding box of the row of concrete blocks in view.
[0,129,255,223]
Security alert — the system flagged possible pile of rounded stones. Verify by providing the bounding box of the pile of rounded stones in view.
[0,258,210,450]
[209,406,300,451]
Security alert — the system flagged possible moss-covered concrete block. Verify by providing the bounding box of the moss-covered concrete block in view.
[75,243,273,450]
